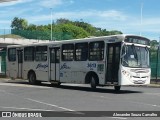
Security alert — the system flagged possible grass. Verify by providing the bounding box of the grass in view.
[0,34,25,39]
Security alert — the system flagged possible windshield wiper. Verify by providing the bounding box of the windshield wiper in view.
[131,44,138,61]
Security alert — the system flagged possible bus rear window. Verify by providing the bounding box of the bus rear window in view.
[8,48,16,61]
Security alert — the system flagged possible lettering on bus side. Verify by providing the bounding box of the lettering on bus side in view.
[87,63,97,70]
[60,63,71,70]
[36,63,48,69]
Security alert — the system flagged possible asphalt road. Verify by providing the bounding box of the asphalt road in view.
[0,79,160,120]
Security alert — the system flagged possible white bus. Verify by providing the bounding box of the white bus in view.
[6,34,150,91]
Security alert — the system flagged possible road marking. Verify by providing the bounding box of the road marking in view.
[98,95,160,108]
[110,117,127,119]
[0,106,55,111]
[26,98,75,111]
[0,89,75,112]
[0,83,50,89]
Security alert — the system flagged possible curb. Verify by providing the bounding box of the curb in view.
[145,84,160,88]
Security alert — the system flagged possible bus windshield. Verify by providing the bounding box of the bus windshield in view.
[121,45,149,68]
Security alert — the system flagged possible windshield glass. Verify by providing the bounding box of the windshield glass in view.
[121,45,149,68]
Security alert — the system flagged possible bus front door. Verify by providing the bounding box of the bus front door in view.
[17,50,23,78]
[50,47,60,82]
[106,42,121,84]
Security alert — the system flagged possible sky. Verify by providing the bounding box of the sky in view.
[0,0,160,40]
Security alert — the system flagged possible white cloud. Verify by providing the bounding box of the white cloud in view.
[0,20,11,29]
[38,0,74,8]
[38,0,63,8]
[99,10,127,21]
[0,0,33,7]
[54,10,127,21]
[25,10,127,24]
[0,7,34,18]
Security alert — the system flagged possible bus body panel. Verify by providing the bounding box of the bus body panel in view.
[120,66,151,85]
[7,60,18,78]
[23,61,49,81]
[35,61,49,81]
[60,61,87,83]
[59,61,106,84]
[7,47,22,79]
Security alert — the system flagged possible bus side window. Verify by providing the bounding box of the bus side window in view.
[35,46,47,61]
[89,41,104,61]
[8,48,16,61]
[62,44,74,61]
[75,42,88,61]
[24,46,35,61]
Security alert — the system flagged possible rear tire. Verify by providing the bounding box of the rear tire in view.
[114,86,121,91]
[28,72,37,85]
[51,82,61,87]
[90,75,98,89]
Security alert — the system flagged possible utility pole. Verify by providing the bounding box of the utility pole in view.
[140,3,143,36]
[156,37,160,83]
[50,8,53,41]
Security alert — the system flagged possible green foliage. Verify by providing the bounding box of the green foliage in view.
[11,17,28,30]
[11,17,123,40]
[150,40,158,51]
[150,40,159,59]
[53,23,89,40]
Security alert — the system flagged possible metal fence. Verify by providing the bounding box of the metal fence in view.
[150,50,160,83]
[0,29,74,41]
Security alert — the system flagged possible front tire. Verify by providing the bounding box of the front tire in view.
[114,86,121,91]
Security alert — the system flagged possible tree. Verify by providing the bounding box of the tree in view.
[73,20,96,35]
[56,18,72,24]
[53,23,89,40]
[11,17,28,30]
[27,24,37,31]
[10,17,123,40]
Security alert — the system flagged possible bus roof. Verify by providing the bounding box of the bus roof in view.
[7,34,150,48]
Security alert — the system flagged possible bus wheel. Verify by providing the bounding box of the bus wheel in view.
[29,72,36,85]
[57,82,61,86]
[51,82,61,87]
[114,86,121,91]
[90,75,97,89]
